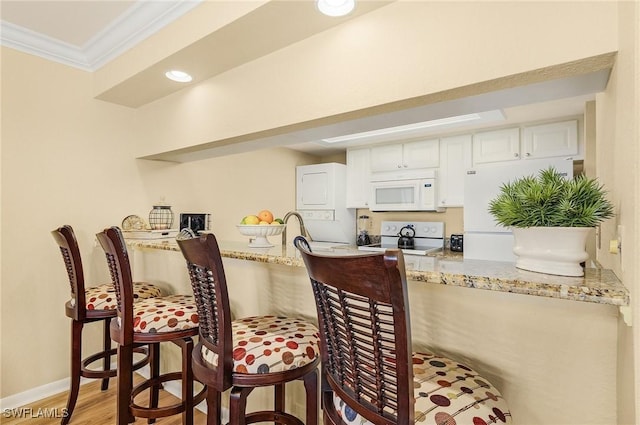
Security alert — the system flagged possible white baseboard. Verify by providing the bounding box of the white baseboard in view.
[0,376,90,411]
[0,368,217,418]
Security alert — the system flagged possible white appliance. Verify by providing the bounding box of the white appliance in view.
[369,169,443,212]
[358,220,445,256]
[296,163,356,244]
[463,158,574,262]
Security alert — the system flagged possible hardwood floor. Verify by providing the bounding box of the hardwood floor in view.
[2,375,207,425]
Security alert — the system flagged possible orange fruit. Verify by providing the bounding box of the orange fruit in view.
[257,210,274,224]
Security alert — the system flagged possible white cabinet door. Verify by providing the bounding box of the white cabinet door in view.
[472,128,520,164]
[370,144,403,172]
[522,120,578,159]
[296,163,340,210]
[370,139,439,172]
[297,169,329,208]
[346,148,371,208]
[404,139,439,169]
[439,134,472,207]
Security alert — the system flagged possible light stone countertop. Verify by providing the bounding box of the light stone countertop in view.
[126,238,630,308]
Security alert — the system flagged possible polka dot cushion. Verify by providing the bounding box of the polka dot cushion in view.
[72,282,163,310]
[333,351,512,425]
[202,315,320,374]
[130,294,199,333]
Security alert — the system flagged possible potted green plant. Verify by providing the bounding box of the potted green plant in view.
[488,167,614,276]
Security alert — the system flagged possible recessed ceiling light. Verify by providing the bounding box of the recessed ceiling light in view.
[165,70,193,83]
[316,0,355,17]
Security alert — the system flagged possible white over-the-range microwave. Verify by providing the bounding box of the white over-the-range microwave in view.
[369,169,444,212]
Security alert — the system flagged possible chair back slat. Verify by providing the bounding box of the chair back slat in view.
[177,234,233,391]
[296,238,415,425]
[51,225,87,321]
[95,227,135,344]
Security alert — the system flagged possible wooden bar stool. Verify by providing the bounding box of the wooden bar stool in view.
[295,236,513,425]
[96,226,206,425]
[177,233,320,425]
[51,225,162,425]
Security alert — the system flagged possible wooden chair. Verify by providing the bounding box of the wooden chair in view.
[294,236,513,425]
[95,226,206,425]
[51,225,162,425]
[176,233,320,425]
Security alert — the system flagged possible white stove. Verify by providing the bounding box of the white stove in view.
[358,220,445,256]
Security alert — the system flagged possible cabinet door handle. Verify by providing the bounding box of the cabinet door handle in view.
[525,152,531,157]
[514,153,519,158]
[397,164,402,168]
[403,164,408,168]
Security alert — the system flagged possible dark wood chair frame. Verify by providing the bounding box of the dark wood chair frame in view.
[177,233,320,425]
[96,226,205,425]
[52,225,149,425]
[295,236,415,425]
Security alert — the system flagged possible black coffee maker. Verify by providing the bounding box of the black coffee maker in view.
[450,234,464,252]
[397,225,415,249]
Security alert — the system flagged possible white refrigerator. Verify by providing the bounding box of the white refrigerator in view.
[463,158,574,262]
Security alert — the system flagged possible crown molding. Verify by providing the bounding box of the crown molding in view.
[0,0,202,72]
[1,20,91,69]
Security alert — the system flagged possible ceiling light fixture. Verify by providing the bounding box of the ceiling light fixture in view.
[321,110,505,144]
[316,0,355,17]
[165,70,193,83]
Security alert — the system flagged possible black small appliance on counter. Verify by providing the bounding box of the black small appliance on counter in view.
[450,234,464,252]
[180,213,211,234]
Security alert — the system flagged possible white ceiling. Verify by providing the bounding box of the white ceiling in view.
[0,1,610,158]
[1,1,136,47]
[0,0,201,70]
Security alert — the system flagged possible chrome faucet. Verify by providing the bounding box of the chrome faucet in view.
[282,211,312,246]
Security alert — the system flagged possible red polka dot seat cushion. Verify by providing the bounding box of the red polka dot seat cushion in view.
[201,315,320,374]
[73,282,163,310]
[333,351,512,425]
[127,294,199,333]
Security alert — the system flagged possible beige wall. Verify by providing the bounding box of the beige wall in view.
[2,1,639,423]
[1,47,142,395]
[0,48,318,398]
[133,1,618,157]
[595,1,640,422]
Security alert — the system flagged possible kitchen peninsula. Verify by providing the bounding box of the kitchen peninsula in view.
[127,238,629,307]
[126,237,627,424]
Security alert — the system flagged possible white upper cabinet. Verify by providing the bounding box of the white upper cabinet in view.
[369,144,403,172]
[472,128,520,164]
[438,134,472,207]
[473,120,579,164]
[403,139,440,169]
[370,139,439,172]
[346,148,371,208]
[522,120,578,159]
